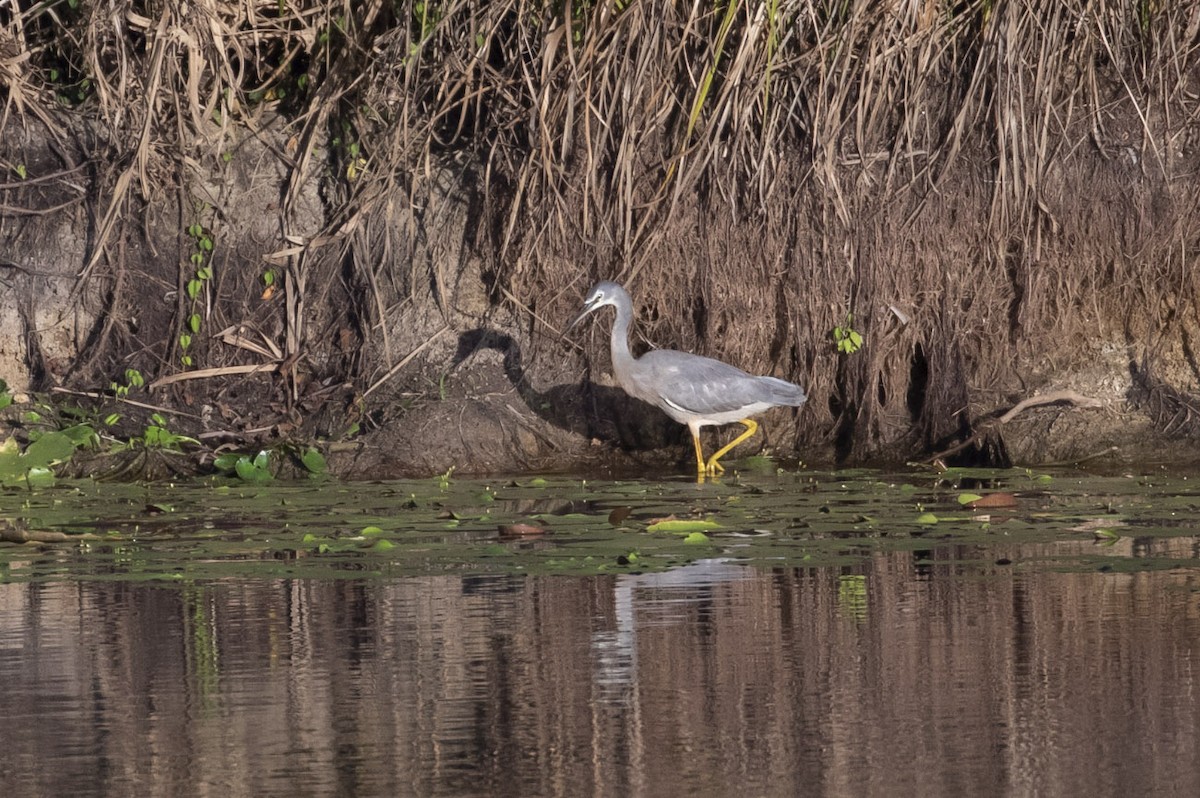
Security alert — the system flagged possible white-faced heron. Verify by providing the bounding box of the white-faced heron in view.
[569,280,806,474]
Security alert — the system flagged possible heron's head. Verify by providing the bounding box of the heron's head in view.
[567,280,624,332]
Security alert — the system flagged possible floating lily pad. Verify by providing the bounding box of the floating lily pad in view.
[0,469,1197,582]
[608,506,632,526]
[647,518,722,533]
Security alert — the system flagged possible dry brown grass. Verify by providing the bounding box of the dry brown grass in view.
[2,1,1199,460]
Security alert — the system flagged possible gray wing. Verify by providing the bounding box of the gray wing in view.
[635,350,805,415]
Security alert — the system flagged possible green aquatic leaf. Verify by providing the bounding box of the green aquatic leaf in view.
[301,448,327,475]
[213,453,241,473]
[915,512,939,525]
[957,493,984,505]
[25,466,55,488]
[24,431,76,465]
[60,424,99,449]
[234,452,272,483]
[647,518,722,533]
[360,526,385,536]
[4,469,1199,582]
[682,532,710,544]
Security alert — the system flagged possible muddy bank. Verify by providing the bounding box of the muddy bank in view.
[2,2,1200,477]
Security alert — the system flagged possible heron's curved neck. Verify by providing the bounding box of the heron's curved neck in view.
[609,294,637,378]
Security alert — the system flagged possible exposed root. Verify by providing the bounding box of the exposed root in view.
[1130,363,1200,439]
[926,390,1104,465]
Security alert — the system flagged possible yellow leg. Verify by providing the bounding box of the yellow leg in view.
[690,426,706,473]
[705,419,758,473]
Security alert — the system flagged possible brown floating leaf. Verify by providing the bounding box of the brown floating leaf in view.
[966,492,1018,509]
[646,514,678,526]
[608,506,632,526]
[498,522,548,540]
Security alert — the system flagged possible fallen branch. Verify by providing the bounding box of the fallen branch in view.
[364,326,449,397]
[148,363,280,390]
[0,525,95,544]
[50,387,203,419]
[996,390,1103,424]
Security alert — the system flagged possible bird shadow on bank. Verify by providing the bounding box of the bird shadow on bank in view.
[450,329,685,455]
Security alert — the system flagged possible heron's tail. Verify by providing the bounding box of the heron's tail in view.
[758,376,807,406]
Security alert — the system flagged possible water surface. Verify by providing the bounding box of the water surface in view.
[2,468,1199,796]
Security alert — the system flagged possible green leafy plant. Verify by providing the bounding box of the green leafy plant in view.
[345,140,366,181]
[213,450,273,482]
[332,119,367,181]
[833,314,864,354]
[0,378,12,410]
[12,397,103,451]
[181,221,215,367]
[110,368,144,399]
[113,413,198,452]
[409,1,442,56]
[213,446,323,481]
[299,447,327,476]
[0,427,93,488]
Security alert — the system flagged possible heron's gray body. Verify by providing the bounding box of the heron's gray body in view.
[621,349,806,428]
[570,280,806,471]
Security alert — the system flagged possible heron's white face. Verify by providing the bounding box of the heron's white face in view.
[568,281,620,330]
[581,286,616,313]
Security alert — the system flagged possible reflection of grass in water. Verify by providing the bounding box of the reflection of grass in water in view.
[184,585,220,711]
[1,469,1199,582]
[837,574,868,622]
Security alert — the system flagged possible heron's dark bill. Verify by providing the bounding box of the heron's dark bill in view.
[566,304,597,333]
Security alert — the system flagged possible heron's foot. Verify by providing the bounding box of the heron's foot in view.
[702,419,757,475]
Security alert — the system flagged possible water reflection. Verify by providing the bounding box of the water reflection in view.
[594,558,749,698]
[2,549,1200,797]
